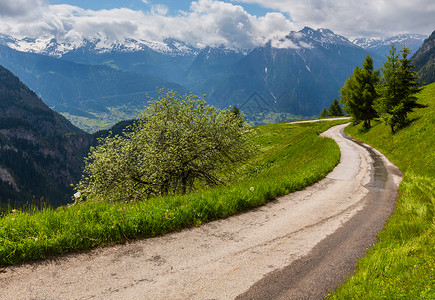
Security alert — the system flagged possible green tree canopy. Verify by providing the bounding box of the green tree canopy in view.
[375,45,424,133]
[340,55,379,128]
[76,90,255,202]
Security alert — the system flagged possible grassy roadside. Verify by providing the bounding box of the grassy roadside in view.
[331,83,435,299]
[0,120,346,267]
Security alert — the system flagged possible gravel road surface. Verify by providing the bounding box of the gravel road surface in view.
[0,123,402,299]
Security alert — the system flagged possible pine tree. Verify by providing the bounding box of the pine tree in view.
[320,107,329,118]
[340,55,379,128]
[376,45,424,133]
[231,105,244,127]
[231,105,241,117]
[328,98,344,117]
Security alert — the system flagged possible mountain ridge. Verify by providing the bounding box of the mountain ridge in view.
[1,30,426,60]
[0,34,201,58]
[352,33,427,57]
[199,28,382,121]
[0,65,95,207]
[412,30,435,85]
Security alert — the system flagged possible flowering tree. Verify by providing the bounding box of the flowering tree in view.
[76,90,255,202]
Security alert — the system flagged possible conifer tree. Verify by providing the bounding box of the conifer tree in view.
[328,98,344,117]
[375,45,424,133]
[320,107,329,118]
[340,55,379,128]
[231,105,244,127]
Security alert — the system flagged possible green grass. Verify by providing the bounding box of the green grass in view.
[331,83,435,299]
[60,112,119,133]
[61,106,141,133]
[0,120,346,267]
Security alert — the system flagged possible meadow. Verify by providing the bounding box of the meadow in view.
[0,119,346,266]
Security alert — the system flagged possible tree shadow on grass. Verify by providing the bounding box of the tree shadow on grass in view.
[397,116,422,131]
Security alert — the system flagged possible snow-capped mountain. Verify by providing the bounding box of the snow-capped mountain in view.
[352,33,427,57]
[292,27,355,47]
[200,27,377,120]
[0,34,201,58]
[2,31,427,61]
[3,35,81,57]
[1,26,418,129]
[0,28,356,60]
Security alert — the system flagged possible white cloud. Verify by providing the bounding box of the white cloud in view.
[271,38,299,49]
[0,0,300,49]
[1,0,429,51]
[151,4,169,15]
[231,0,435,38]
[0,0,48,19]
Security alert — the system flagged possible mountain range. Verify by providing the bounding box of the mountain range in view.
[198,28,380,122]
[0,44,187,132]
[0,29,428,130]
[0,28,432,208]
[352,33,427,57]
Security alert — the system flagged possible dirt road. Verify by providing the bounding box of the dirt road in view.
[288,117,351,124]
[0,123,402,299]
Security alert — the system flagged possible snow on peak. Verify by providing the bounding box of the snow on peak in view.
[352,34,428,49]
[5,35,80,57]
[0,34,200,58]
[270,27,353,50]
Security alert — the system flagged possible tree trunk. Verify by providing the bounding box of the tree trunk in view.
[181,172,189,195]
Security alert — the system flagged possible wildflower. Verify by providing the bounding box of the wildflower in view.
[250,186,255,192]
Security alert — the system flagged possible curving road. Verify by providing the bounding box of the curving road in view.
[0,123,402,299]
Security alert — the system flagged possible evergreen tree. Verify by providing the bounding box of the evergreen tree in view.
[340,55,379,129]
[320,107,329,118]
[231,105,244,127]
[231,105,240,117]
[376,45,424,133]
[328,98,344,117]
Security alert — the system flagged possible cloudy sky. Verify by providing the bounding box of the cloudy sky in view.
[0,0,433,48]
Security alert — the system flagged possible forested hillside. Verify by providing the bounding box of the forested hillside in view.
[0,66,94,208]
[413,30,435,85]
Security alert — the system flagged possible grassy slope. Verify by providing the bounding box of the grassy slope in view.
[0,120,345,267]
[331,83,435,299]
